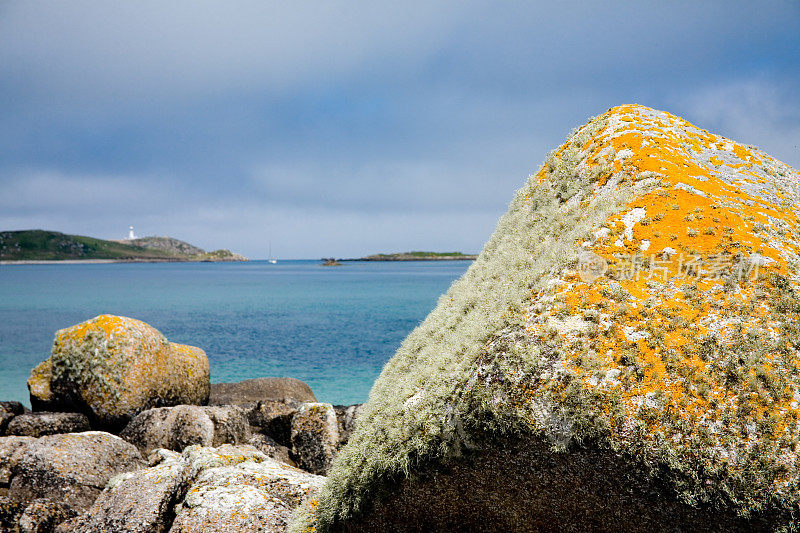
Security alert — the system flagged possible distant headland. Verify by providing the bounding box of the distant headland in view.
[0,230,248,263]
[352,251,477,261]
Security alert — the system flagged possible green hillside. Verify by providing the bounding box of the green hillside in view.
[359,251,477,261]
[0,230,246,262]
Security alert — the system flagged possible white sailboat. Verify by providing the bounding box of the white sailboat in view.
[268,243,277,264]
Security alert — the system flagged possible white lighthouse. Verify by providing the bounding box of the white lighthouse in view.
[128,226,136,240]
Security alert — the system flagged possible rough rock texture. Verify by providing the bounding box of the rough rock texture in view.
[290,403,339,475]
[209,377,316,406]
[333,404,363,448]
[5,412,90,438]
[0,495,25,531]
[120,405,250,455]
[69,444,323,533]
[293,105,800,532]
[248,433,294,466]
[248,399,300,447]
[0,402,26,435]
[66,449,188,533]
[0,437,34,487]
[18,498,78,533]
[9,432,145,511]
[170,445,325,533]
[28,315,210,430]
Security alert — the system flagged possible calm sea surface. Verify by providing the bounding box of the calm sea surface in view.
[0,260,471,407]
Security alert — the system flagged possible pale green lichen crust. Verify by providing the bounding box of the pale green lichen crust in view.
[291,105,800,532]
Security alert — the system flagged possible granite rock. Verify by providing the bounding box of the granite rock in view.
[0,402,26,436]
[9,432,145,511]
[290,403,339,475]
[120,405,250,455]
[5,412,90,438]
[28,315,210,431]
[0,436,35,488]
[209,377,316,406]
[18,498,78,533]
[247,399,299,447]
[293,104,800,532]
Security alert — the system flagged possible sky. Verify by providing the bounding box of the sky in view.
[1,1,799,259]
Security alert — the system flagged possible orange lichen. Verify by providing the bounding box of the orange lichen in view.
[520,104,800,485]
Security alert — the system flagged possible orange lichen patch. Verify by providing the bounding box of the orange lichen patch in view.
[518,104,800,488]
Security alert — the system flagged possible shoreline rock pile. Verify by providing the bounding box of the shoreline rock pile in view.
[1,315,362,532]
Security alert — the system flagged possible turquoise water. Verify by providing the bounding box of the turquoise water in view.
[0,260,471,407]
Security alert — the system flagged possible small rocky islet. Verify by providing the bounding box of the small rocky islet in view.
[2,104,800,532]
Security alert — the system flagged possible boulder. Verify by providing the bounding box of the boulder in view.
[290,403,339,475]
[120,405,250,455]
[5,412,90,438]
[18,498,78,533]
[28,315,210,430]
[248,433,294,466]
[69,444,323,533]
[0,495,25,531]
[66,449,188,533]
[170,445,325,533]
[247,399,299,447]
[333,404,363,448]
[0,401,26,435]
[293,105,800,532]
[9,432,145,510]
[209,377,316,406]
[0,436,35,487]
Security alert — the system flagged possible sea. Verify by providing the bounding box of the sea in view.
[0,260,472,407]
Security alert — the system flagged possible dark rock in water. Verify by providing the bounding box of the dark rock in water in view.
[18,498,78,533]
[28,315,210,431]
[248,399,299,447]
[120,405,250,455]
[333,404,363,448]
[0,495,25,532]
[0,402,26,436]
[69,445,323,533]
[290,403,339,475]
[248,433,294,466]
[0,437,35,488]
[292,105,800,532]
[9,432,144,511]
[5,412,90,438]
[209,377,316,406]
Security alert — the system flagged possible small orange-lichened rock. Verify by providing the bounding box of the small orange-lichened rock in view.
[292,105,800,533]
[27,315,210,430]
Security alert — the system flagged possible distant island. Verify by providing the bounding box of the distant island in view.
[355,251,477,261]
[0,230,247,262]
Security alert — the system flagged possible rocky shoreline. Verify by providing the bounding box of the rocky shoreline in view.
[1,316,360,532]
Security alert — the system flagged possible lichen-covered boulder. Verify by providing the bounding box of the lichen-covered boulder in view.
[0,436,34,488]
[333,404,363,448]
[70,444,323,533]
[6,412,90,438]
[290,403,339,475]
[248,433,294,465]
[248,399,300,447]
[120,405,251,455]
[209,377,317,406]
[9,432,145,511]
[293,105,800,532]
[28,315,210,430]
[171,445,325,533]
[66,449,189,533]
[18,498,78,533]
